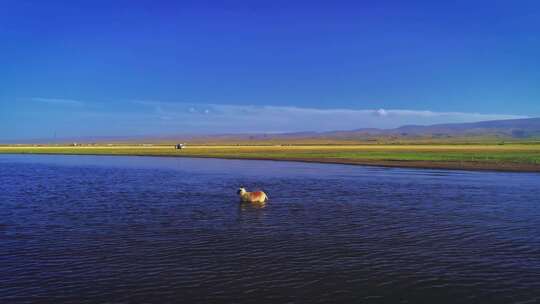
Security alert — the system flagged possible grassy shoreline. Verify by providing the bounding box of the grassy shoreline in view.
[1,144,540,172]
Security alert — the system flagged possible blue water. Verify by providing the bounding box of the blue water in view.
[1,154,539,303]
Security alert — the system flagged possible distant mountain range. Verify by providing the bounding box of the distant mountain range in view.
[194,117,540,143]
[321,117,540,139]
[4,117,540,144]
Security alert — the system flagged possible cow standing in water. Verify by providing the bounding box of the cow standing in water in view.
[237,187,268,203]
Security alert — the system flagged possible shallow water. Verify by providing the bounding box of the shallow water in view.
[1,154,539,303]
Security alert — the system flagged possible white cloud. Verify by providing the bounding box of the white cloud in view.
[131,100,527,133]
[376,108,388,117]
[5,98,528,140]
[30,97,85,107]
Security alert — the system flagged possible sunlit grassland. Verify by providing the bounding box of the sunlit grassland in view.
[1,144,540,165]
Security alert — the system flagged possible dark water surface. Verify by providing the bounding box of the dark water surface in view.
[1,154,539,303]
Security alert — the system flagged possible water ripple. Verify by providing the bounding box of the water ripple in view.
[1,154,540,303]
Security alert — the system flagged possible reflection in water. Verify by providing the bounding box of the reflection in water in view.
[1,154,540,304]
[237,201,267,224]
[239,201,267,211]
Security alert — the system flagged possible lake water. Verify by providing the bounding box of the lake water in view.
[1,154,539,303]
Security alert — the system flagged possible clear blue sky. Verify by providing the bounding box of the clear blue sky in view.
[1,0,539,140]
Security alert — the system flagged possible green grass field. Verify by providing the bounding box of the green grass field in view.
[2,144,540,171]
